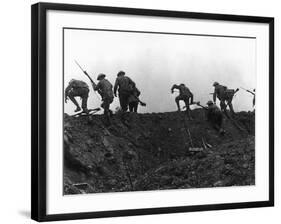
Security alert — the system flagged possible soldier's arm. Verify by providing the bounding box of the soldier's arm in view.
[189,91,194,104]
[136,88,141,97]
[113,78,119,96]
[93,82,100,91]
[94,82,103,97]
[213,89,217,103]
[65,84,72,97]
[171,84,179,93]
[128,77,136,88]
[64,84,72,103]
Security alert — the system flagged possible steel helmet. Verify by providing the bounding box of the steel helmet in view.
[207,100,214,106]
[117,71,125,77]
[213,81,219,86]
[97,73,106,80]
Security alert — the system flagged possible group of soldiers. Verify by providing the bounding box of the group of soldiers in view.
[65,69,255,133]
[65,71,142,119]
[170,81,255,134]
[169,81,238,134]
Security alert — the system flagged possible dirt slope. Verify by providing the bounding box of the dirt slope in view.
[63,109,255,194]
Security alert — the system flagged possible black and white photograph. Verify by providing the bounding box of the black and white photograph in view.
[63,28,256,195]
[30,2,274,222]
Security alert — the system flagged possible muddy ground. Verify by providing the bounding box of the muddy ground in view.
[63,109,255,194]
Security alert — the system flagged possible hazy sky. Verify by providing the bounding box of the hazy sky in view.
[64,29,256,115]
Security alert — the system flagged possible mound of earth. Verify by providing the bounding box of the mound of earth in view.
[63,109,255,194]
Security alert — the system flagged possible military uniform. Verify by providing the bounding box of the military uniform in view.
[65,79,89,112]
[171,84,194,118]
[114,73,135,112]
[94,76,114,116]
[128,87,141,112]
[213,83,235,115]
[206,101,225,134]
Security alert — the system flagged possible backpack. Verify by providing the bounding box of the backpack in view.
[118,76,135,93]
[181,86,192,97]
[70,79,88,88]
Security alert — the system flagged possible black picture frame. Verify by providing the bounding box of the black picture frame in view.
[31,2,274,222]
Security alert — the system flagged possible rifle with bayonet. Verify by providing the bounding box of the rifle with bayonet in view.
[75,60,98,89]
[74,60,103,98]
[240,87,255,96]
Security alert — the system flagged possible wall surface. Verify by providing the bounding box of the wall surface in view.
[0,0,279,223]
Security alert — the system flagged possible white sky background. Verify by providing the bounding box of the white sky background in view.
[64,29,256,115]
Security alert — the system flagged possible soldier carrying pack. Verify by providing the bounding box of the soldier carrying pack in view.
[171,83,194,120]
[65,79,89,113]
[212,81,239,116]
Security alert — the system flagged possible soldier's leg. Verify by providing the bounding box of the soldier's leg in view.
[101,96,113,120]
[68,90,81,112]
[220,100,226,112]
[227,100,235,115]
[124,94,130,112]
[128,103,133,112]
[102,96,112,116]
[108,97,114,117]
[81,88,89,113]
[119,94,128,112]
[101,100,111,125]
[220,100,230,118]
[103,101,110,116]
[175,96,181,111]
[184,98,192,120]
[118,95,124,111]
[134,103,138,113]
[129,102,138,113]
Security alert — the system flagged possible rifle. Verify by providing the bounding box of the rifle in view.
[194,102,208,110]
[182,101,201,109]
[131,88,146,106]
[240,87,255,95]
[136,97,146,106]
[74,60,97,89]
[74,60,102,100]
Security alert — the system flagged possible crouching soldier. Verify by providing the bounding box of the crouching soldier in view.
[93,74,114,118]
[171,83,194,119]
[213,81,236,116]
[206,100,225,135]
[128,86,141,113]
[65,79,89,113]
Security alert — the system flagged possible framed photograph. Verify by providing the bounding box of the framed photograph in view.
[31,2,274,222]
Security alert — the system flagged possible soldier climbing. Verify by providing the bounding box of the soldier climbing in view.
[171,83,194,120]
[128,86,141,113]
[197,101,225,135]
[113,71,146,113]
[73,60,114,120]
[93,73,114,119]
[65,79,89,114]
[212,81,239,116]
